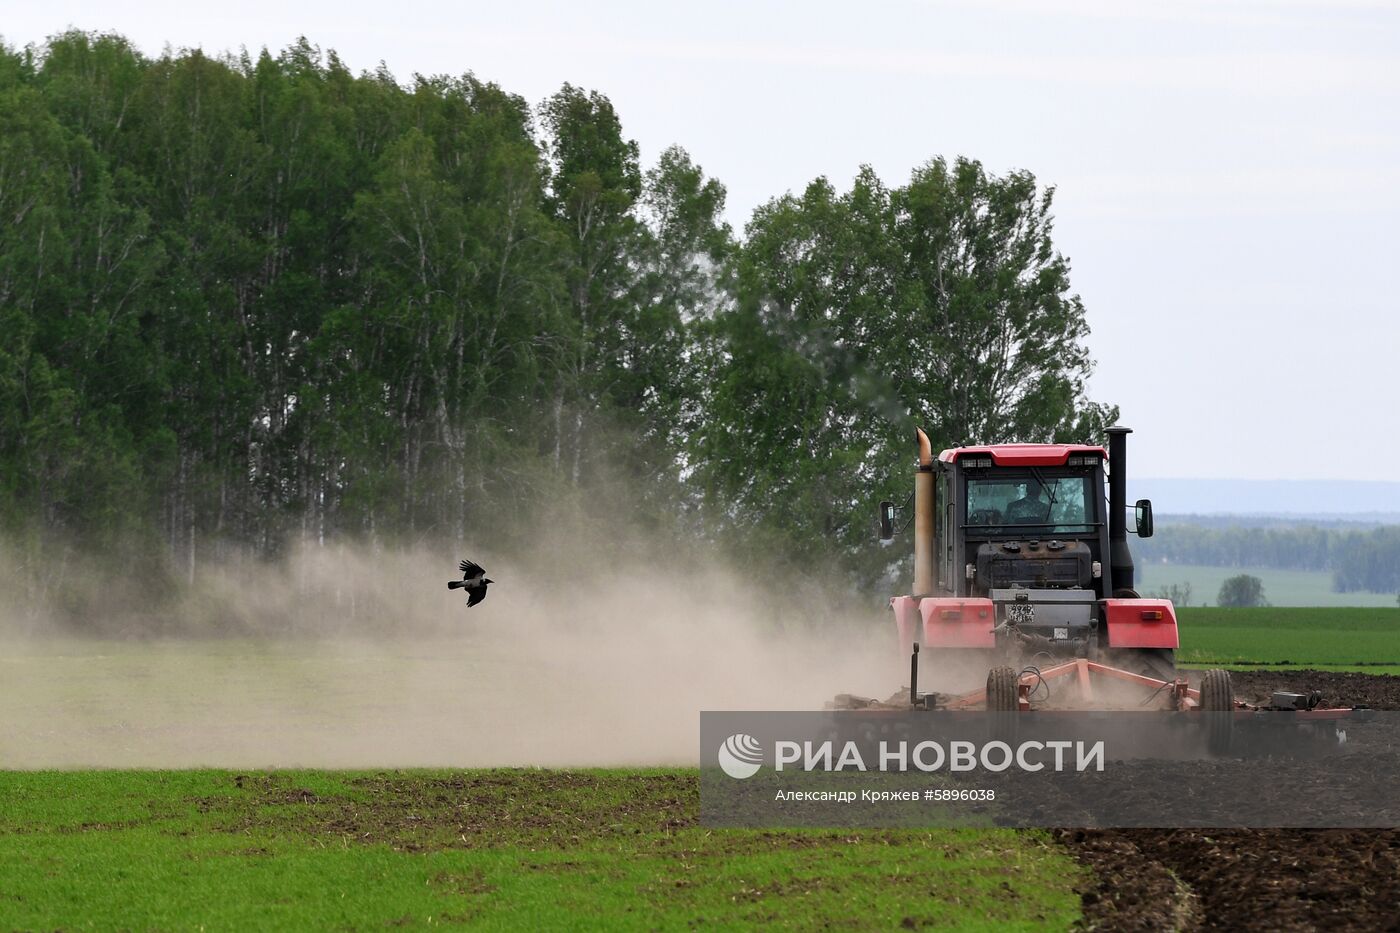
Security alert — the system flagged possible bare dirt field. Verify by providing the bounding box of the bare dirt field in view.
[1061,669,1400,932]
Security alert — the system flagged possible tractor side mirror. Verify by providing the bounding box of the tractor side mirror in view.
[1134,499,1154,538]
[878,500,896,542]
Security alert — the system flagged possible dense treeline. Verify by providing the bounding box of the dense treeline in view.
[0,32,1113,601]
[1138,524,1400,595]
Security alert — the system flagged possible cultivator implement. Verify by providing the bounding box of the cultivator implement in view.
[837,643,1367,716]
[941,657,1189,710]
[829,646,1370,758]
[929,656,1360,717]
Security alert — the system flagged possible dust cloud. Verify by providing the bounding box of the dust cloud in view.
[0,535,905,769]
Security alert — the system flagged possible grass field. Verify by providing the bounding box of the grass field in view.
[1138,562,1399,608]
[1178,606,1400,671]
[0,769,1083,930]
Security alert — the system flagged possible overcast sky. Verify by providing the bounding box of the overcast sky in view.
[6,0,1398,482]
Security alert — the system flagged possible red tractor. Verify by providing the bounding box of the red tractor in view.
[878,426,1180,702]
[855,425,1367,745]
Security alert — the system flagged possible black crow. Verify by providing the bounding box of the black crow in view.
[448,559,493,607]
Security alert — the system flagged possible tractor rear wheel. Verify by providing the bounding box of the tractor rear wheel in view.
[1200,668,1234,754]
[1113,648,1177,683]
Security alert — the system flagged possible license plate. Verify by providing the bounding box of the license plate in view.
[1053,627,1069,640]
[1007,603,1035,625]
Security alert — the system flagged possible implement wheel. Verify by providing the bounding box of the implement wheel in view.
[987,666,1020,712]
[987,666,1020,741]
[1200,668,1234,754]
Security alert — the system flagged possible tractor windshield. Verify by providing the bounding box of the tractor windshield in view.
[964,472,1097,534]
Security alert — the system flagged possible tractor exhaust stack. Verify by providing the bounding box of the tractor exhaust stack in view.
[1107,426,1134,591]
[914,428,935,595]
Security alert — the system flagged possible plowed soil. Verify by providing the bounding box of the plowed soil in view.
[1058,669,1400,931]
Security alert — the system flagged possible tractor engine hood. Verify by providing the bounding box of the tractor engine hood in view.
[975,539,1093,590]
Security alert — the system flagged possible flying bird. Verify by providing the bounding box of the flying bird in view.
[448,559,493,607]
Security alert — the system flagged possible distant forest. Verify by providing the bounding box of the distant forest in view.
[0,32,1116,595]
[1137,524,1400,595]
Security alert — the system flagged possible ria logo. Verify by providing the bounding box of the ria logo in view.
[717,733,763,779]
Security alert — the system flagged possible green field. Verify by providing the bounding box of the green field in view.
[1178,606,1400,671]
[1138,562,1398,608]
[0,769,1082,931]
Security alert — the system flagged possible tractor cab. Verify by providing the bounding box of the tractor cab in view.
[941,444,1112,600]
[880,426,1175,683]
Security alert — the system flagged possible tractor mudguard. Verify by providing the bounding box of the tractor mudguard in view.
[890,596,921,657]
[1101,598,1180,649]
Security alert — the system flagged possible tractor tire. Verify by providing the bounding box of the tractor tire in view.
[1114,648,1177,684]
[1200,668,1234,755]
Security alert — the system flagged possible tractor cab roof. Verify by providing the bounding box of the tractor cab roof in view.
[939,443,1108,467]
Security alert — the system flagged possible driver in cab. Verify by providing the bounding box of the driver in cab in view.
[1005,482,1051,525]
